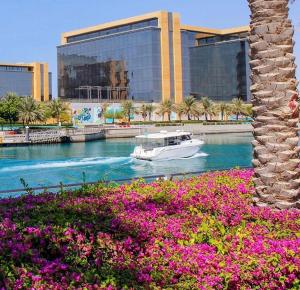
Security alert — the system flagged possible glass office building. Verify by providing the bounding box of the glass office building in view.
[190,38,250,102]
[58,23,162,102]
[58,11,250,103]
[0,63,52,101]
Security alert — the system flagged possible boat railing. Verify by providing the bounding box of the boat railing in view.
[0,166,252,197]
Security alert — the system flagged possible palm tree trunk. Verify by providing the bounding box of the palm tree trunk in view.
[249,0,300,209]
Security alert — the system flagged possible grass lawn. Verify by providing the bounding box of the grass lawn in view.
[0,169,299,289]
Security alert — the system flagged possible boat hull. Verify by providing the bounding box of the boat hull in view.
[131,140,204,161]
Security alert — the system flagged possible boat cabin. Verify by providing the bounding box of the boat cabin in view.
[136,131,192,150]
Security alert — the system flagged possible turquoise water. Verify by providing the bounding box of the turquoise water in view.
[0,133,253,192]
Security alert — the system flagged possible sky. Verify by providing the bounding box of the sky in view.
[1,0,300,98]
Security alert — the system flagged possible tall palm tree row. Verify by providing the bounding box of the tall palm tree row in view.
[248,0,300,208]
[151,96,251,122]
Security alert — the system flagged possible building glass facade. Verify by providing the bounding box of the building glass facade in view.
[58,27,162,102]
[0,63,51,101]
[48,72,52,100]
[58,11,250,103]
[0,69,33,97]
[181,30,197,98]
[190,39,250,102]
[67,19,159,43]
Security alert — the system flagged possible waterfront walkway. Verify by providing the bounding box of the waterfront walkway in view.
[0,123,253,145]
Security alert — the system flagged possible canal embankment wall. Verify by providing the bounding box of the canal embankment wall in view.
[0,124,254,146]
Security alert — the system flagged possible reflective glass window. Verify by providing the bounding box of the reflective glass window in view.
[189,39,249,102]
[58,27,162,102]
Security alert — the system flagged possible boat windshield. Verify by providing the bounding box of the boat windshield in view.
[137,134,191,149]
[165,135,191,145]
[137,138,165,150]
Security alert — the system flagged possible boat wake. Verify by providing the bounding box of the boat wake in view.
[132,151,208,163]
[0,156,131,172]
[178,152,208,159]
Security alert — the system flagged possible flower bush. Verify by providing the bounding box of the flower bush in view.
[0,169,299,289]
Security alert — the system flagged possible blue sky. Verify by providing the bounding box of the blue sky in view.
[1,0,300,97]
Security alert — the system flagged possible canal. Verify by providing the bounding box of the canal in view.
[0,133,253,193]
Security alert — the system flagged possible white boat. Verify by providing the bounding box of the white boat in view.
[131,130,204,161]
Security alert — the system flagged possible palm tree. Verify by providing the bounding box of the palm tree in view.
[183,96,197,120]
[173,103,185,121]
[201,97,213,121]
[48,99,69,125]
[208,103,219,121]
[139,104,148,122]
[146,104,155,121]
[104,110,124,124]
[218,102,231,121]
[249,0,300,208]
[18,97,44,125]
[243,104,253,119]
[121,100,136,122]
[231,98,246,120]
[157,100,173,121]
[190,103,203,120]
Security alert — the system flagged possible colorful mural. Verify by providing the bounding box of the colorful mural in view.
[71,104,104,125]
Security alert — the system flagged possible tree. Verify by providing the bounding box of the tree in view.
[231,98,246,120]
[157,100,173,121]
[249,0,300,208]
[121,100,136,122]
[208,103,219,121]
[0,117,5,131]
[104,110,124,124]
[190,103,203,120]
[48,99,70,125]
[18,97,45,125]
[174,103,185,121]
[218,102,232,121]
[200,97,213,121]
[146,104,155,121]
[0,93,21,126]
[183,96,197,120]
[243,104,253,119]
[139,104,148,122]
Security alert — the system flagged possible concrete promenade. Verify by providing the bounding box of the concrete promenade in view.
[0,124,253,145]
[105,123,253,138]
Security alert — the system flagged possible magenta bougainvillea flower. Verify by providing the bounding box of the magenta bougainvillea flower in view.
[0,169,299,289]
